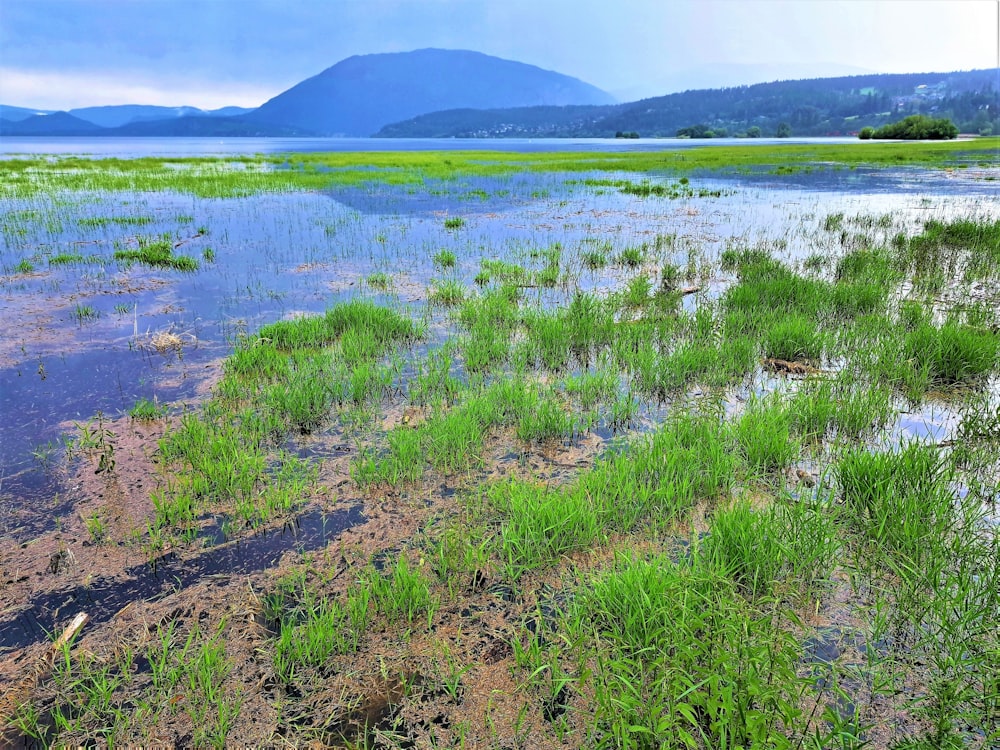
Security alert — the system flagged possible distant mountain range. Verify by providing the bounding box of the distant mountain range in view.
[0,104,254,128]
[2,50,997,139]
[377,69,1000,138]
[1,49,614,138]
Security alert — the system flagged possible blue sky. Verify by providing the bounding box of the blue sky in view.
[1,0,997,109]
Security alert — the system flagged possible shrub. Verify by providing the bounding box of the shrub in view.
[869,115,958,140]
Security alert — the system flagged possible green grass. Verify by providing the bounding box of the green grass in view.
[78,215,155,228]
[428,279,466,306]
[129,398,166,421]
[616,244,645,268]
[837,442,957,568]
[490,478,602,581]
[581,248,609,270]
[903,319,999,387]
[733,394,797,475]
[564,554,801,748]
[114,236,199,271]
[433,248,457,269]
[365,271,392,289]
[763,313,824,361]
[72,303,99,322]
[156,299,419,536]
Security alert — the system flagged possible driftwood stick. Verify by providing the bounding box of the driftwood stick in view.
[50,612,89,659]
[762,357,822,375]
[0,612,89,727]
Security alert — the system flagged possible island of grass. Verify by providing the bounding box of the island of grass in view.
[113,236,199,271]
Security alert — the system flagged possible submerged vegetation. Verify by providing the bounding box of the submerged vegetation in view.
[1,144,999,748]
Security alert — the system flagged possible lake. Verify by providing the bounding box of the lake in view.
[1,135,864,158]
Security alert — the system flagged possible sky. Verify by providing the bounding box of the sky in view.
[1,0,997,110]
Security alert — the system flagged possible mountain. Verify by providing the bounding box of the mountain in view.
[0,104,55,122]
[5,59,995,140]
[245,48,615,136]
[0,112,103,135]
[111,116,306,137]
[610,62,876,102]
[67,104,256,128]
[0,111,305,138]
[377,68,1000,138]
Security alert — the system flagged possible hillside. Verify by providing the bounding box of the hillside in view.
[245,48,615,136]
[0,112,103,135]
[377,68,1000,138]
[0,105,54,122]
[67,104,255,128]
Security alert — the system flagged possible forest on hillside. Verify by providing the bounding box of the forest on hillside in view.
[376,69,999,138]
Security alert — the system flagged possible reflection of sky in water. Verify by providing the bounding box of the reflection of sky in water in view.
[891,408,954,443]
[1,162,998,531]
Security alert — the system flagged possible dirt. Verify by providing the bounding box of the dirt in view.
[0,383,621,747]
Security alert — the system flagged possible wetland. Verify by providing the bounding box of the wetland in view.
[1,139,999,748]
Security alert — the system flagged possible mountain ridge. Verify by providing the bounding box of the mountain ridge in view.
[376,68,999,138]
[2,54,995,139]
[243,48,615,136]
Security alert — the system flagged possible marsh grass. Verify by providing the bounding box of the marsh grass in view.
[433,248,457,269]
[129,397,166,421]
[764,313,824,361]
[563,555,802,749]
[903,319,999,387]
[71,303,99,322]
[157,300,419,536]
[490,478,601,581]
[733,394,797,475]
[837,442,956,568]
[428,279,465,306]
[365,271,392,290]
[616,244,646,269]
[114,236,199,271]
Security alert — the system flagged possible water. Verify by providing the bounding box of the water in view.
[0,135,864,158]
[1,143,998,537]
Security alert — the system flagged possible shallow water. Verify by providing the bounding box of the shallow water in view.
[1,156,998,537]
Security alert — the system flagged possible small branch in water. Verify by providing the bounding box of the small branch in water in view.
[762,358,822,375]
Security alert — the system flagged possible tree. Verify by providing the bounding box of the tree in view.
[858,126,875,140]
[775,122,792,138]
[869,115,958,140]
[676,124,715,138]
[745,126,762,138]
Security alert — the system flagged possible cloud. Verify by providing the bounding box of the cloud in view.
[0,68,278,110]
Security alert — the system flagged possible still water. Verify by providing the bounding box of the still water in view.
[1,135,863,158]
